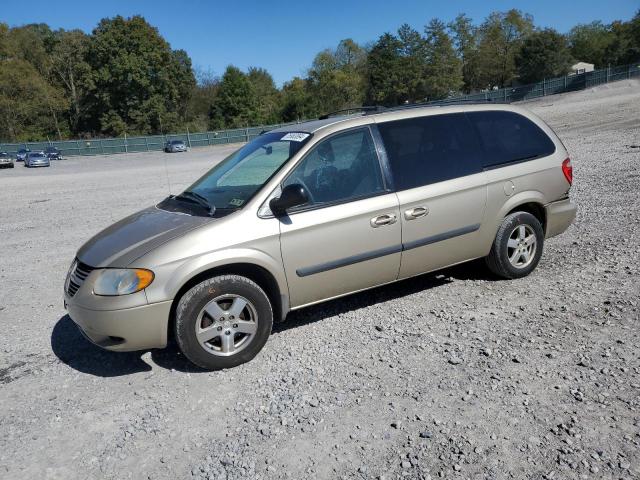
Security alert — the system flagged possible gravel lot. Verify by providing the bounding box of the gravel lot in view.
[1,80,639,480]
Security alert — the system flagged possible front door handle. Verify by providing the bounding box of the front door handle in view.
[404,206,429,220]
[370,213,397,228]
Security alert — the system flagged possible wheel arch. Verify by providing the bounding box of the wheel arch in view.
[498,191,547,233]
[506,202,546,233]
[167,262,287,345]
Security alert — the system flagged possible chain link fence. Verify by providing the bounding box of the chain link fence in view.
[0,124,292,158]
[2,62,639,157]
[429,62,640,105]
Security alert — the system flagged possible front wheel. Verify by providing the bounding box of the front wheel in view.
[175,275,273,370]
[485,211,544,279]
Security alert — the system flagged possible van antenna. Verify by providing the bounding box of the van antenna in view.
[159,115,172,196]
[163,142,172,196]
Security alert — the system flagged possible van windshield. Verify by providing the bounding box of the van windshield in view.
[161,131,311,217]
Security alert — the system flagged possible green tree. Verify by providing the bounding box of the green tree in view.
[307,38,366,114]
[0,59,67,141]
[247,67,280,124]
[568,21,614,68]
[49,29,92,133]
[475,10,534,88]
[85,15,195,136]
[516,29,573,83]
[448,13,479,92]
[605,15,640,65]
[424,19,463,99]
[366,33,403,105]
[0,23,9,60]
[335,38,367,68]
[3,23,55,76]
[209,65,257,129]
[3,23,68,137]
[186,68,219,132]
[627,11,640,63]
[397,24,429,101]
[280,77,315,122]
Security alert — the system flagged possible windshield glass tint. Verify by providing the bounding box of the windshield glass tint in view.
[183,131,310,211]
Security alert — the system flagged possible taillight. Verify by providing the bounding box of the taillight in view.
[562,158,573,185]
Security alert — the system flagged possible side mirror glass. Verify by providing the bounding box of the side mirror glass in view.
[269,184,309,216]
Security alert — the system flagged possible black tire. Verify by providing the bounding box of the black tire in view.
[485,211,544,279]
[175,275,273,370]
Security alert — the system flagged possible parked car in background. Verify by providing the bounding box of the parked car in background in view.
[45,146,63,160]
[164,140,187,153]
[64,103,576,371]
[0,152,14,169]
[24,151,50,168]
[16,148,30,162]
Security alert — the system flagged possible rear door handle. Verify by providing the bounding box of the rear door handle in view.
[370,213,397,228]
[404,206,429,220]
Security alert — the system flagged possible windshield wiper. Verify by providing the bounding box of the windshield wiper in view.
[174,191,216,217]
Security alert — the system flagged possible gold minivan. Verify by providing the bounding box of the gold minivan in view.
[64,104,576,370]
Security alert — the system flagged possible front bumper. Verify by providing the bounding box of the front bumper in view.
[66,300,171,351]
[545,198,577,238]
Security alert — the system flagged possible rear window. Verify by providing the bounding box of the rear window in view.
[466,111,555,168]
[378,113,483,191]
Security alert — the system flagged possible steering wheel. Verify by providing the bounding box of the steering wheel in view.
[289,177,315,205]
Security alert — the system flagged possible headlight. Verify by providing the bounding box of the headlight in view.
[93,269,154,296]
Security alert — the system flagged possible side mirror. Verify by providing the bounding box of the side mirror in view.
[269,184,309,216]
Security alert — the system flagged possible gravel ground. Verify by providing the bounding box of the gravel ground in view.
[1,80,639,480]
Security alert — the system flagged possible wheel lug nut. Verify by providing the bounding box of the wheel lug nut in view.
[229,315,235,320]
[217,326,223,331]
[225,330,231,335]
[233,324,238,328]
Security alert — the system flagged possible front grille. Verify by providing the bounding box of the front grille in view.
[66,260,94,297]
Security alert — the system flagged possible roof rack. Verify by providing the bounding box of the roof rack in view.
[427,98,511,106]
[318,106,385,120]
[318,98,510,121]
[382,98,510,113]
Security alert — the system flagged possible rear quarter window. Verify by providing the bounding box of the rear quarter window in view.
[466,110,556,168]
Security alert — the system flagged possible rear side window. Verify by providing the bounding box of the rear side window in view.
[378,113,483,190]
[466,111,555,168]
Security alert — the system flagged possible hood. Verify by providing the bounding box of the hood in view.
[76,206,213,268]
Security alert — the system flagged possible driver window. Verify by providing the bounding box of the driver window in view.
[283,128,385,208]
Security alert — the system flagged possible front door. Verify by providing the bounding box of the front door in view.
[278,127,402,307]
[376,113,488,279]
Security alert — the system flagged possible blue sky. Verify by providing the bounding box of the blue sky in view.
[2,0,638,85]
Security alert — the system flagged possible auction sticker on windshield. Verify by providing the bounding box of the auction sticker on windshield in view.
[281,132,310,142]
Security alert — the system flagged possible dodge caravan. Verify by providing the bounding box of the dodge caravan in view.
[64,104,576,370]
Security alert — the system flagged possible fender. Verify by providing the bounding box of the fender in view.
[496,190,546,222]
[476,190,547,257]
[144,247,290,313]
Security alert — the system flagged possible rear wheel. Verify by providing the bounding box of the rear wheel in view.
[485,211,544,279]
[175,275,273,370]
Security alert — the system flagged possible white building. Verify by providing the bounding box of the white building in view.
[570,62,595,75]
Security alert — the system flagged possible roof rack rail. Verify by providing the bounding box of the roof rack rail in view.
[427,98,511,106]
[380,97,510,113]
[318,106,385,120]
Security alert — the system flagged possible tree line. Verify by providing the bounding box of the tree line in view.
[1,10,638,142]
